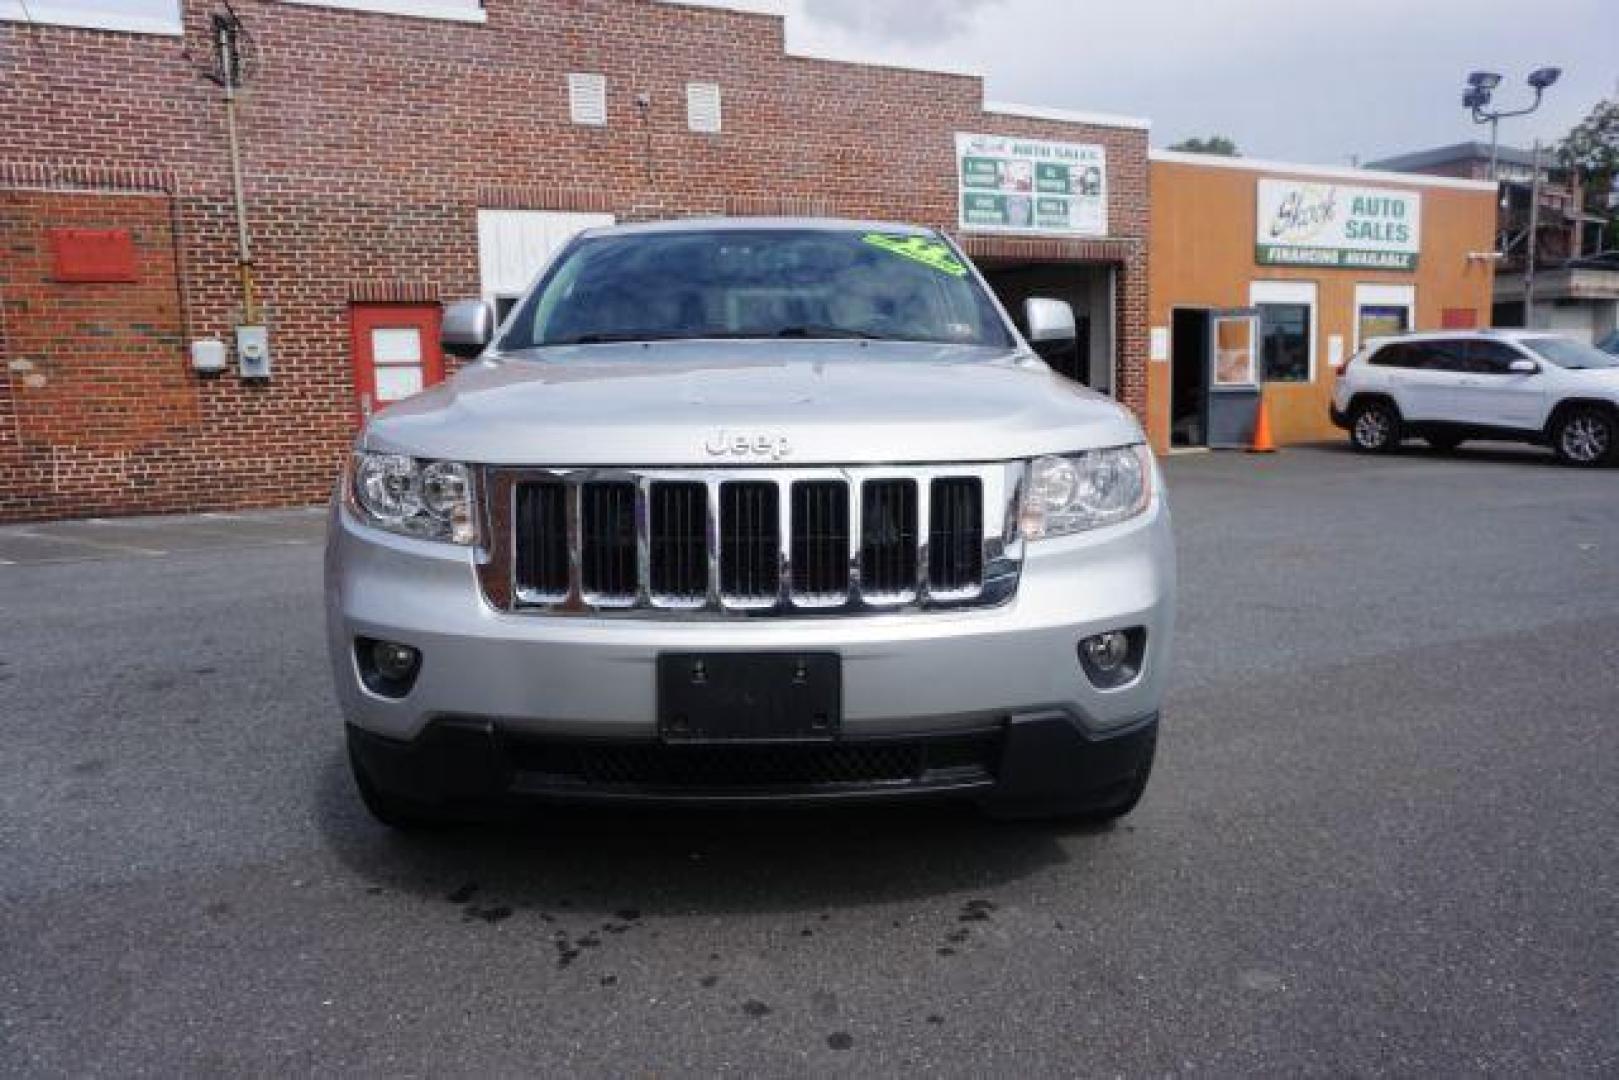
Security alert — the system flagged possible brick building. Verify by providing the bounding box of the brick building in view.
[0,0,1152,522]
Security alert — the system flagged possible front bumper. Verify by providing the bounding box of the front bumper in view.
[325,487,1174,802]
[347,711,1158,814]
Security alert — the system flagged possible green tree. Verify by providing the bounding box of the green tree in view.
[1167,135,1240,157]
[1559,99,1619,249]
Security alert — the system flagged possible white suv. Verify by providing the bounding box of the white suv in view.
[1331,330,1619,466]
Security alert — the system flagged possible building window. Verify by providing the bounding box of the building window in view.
[1358,305,1408,342]
[1258,304,1311,382]
[1,0,182,35]
[276,0,486,23]
[568,73,608,127]
[687,82,722,134]
[1249,280,1317,383]
[1354,283,1415,351]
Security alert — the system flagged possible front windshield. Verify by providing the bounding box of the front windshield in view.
[1522,336,1619,370]
[500,228,1013,350]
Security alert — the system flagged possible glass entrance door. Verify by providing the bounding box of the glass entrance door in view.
[1207,309,1262,448]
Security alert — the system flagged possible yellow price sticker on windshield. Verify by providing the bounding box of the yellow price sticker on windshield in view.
[862,233,968,277]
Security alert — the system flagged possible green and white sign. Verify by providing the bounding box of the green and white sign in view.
[956,133,1107,237]
[1256,178,1421,270]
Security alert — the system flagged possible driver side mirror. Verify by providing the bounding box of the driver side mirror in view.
[1509,358,1539,375]
[1023,297,1076,361]
[441,299,494,360]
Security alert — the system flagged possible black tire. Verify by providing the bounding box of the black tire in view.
[1349,399,1402,453]
[347,738,447,829]
[1550,406,1616,468]
[1424,434,1464,453]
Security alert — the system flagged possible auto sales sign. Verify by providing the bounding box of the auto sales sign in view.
[1256,178,1421,270]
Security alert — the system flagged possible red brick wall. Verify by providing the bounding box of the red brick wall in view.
[0,188,196,516]
[0,0,1149,522]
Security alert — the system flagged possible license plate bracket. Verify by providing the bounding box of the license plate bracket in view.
[657,653,841,742]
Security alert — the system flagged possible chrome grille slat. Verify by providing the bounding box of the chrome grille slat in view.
[580,481,637,604]
[499,464,1020,618]
[791,480,850,604]
[858,478,918,602]
[648,481,707,606]
[928,477,983,599]
[720,481,779,606]
[513,481,569,602]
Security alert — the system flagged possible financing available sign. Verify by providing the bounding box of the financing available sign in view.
[956,133,1108,237]
[1256,178,1421,270]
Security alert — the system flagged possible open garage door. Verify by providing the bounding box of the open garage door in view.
[976,260,1116,394]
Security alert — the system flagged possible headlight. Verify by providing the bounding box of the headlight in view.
[350,451,477,545]
[1020,445,1153,539]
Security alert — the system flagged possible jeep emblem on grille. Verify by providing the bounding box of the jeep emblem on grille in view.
[704,430,791,460]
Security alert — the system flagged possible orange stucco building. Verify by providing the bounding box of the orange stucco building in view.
[1145,151,1498,452]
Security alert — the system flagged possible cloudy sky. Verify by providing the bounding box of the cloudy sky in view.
[715,0,1618,165]
[34,1,1617,164]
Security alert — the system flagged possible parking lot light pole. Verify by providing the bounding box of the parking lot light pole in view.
[1463,67,1561,184]
[1526,139,1543,327]
[1463,68,1561,327]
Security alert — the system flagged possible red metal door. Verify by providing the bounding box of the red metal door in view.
[349,303,444,422]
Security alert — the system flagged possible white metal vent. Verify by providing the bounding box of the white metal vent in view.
[568,73,608,127]
[686,82,722,134]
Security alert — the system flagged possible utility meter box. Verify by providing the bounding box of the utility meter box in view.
[190,338,228,375]
[237,325,271,379]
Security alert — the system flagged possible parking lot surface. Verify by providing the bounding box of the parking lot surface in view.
[2,445,1616,1076]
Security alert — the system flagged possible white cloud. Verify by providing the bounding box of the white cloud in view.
[741,0,1619,165]
[802,0,1005,44]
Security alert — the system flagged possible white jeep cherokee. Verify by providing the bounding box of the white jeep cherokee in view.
[1332,329,1619,466]
[325,219,1175,827]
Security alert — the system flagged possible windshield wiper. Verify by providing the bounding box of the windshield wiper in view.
[548,330,697,345]
[770,325,894,341]
[549,326,899,345]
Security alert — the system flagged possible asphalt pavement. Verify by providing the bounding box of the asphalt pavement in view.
[2,444,1616,1076]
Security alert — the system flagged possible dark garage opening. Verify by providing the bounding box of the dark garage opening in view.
[978,261,1116,393]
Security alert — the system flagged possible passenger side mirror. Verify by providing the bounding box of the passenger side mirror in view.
[1023,297,1076,360]
[1509,359,1539,375]
[441,299,494,360]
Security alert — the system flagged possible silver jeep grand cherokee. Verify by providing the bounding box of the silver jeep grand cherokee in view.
[326,218,1174,826]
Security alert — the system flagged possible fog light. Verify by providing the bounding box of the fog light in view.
[1082,632,1129,672]
[357,636,422,697]
[1078,628,1144,689]
[372,640,420,682]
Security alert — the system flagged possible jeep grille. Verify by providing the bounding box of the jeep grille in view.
[478,464,1023,617]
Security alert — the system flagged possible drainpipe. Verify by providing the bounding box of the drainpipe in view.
[217,15,258,324]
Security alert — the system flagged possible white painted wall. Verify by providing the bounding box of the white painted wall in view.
[476,209,615,318]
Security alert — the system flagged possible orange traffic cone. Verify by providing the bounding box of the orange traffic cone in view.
[1249,395,1277,453]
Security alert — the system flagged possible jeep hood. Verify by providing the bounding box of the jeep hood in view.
[361,340,1144,465]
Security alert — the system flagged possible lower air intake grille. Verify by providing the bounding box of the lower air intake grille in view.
[508,734,1000,791]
